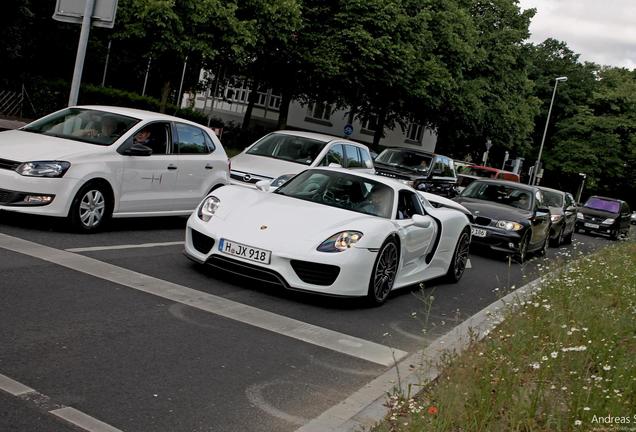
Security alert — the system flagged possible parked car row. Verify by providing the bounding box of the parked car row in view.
[0,107,631,306]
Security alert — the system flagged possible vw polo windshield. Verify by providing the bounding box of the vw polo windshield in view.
[246,134,327,165]
[22,108,140,146]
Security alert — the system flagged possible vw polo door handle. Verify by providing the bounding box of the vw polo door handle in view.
[205,164,214,170]
[167,164,178,170]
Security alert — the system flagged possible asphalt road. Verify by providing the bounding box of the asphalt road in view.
[0,211,616,432]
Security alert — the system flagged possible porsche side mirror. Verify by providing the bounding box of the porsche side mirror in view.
[412,214,433,228]
[255,180,270,192]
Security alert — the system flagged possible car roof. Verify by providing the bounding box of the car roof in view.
[537,186,566,195]
[587,195,626,203]
[74,105,206,126]
[469,178,537,192]
[270,130,369,149]
[382,147,435,156]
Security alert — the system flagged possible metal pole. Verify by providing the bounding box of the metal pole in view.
[176,55,188,107]
[531,77,565,185]
[576,174,586,203]
[142,56,152,96]
[101,40,112,87]
[68,0,96,106]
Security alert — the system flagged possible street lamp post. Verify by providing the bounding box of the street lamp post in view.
[530,76,568,185]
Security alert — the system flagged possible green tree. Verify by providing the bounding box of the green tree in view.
[549,67,636,205]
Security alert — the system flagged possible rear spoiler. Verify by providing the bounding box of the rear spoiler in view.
[418,191,473,222]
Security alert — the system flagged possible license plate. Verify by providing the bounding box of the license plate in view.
[584,222,599,229]
[218,238,271,264]
[471,227,487,237]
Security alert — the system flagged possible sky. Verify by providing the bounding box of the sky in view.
[517,0,636,69]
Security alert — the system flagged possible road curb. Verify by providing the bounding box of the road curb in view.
[295,274,548,432]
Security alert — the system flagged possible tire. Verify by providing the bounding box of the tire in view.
[514,233,530,263]
[563,228,574,245]
[610,229,619,241]
[367,238,399,306]
[69,182,112,233]
[537,235,548,257]
[549,226,564,247]
[446,229,470,282]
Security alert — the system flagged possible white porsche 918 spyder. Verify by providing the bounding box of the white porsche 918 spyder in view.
[184,168,472,305]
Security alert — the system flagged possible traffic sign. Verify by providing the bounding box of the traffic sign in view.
[343,124,353,136]
[53,0,118,29]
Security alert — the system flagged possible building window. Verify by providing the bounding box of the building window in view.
[360,116,379,135]
[406,122,423,142]
[306,102,332,121]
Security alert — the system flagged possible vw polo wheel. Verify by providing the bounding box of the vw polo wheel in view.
[69,182,112,233]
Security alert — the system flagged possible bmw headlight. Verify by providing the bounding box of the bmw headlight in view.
[197,196,220,222]
[15,161,70,178]
[495,220,523,231]
[551,214,563,222]
[271,174,294,188]
[399,179,414,187]
[317,231,363,252]
[602,218,615,225]
[576,213,584,220]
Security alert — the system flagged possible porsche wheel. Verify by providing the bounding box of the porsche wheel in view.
[446,229,470,282]
[367,239,399,306]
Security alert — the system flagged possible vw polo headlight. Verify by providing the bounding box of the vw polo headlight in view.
[15,161,70,178]
[197,196,220,222]
[495,220,523,231]
[317,231,363,252]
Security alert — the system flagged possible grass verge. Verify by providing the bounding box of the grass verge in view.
[375,241,636,431]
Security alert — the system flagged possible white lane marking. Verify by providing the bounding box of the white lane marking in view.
[0,233,407,367]
[0,373,35,396]
[0,373,123,432]
[66,241,184,253]
[51,407,124,432]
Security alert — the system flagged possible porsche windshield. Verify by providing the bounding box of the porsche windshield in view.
[461,182,533,211]
[22,108,140,146]
[246,133,327,165]
[374,149,432,173]
[275,170,394,218]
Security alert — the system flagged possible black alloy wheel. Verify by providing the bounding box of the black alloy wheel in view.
[514,233,530,263]
[446,230,470,282]
[367,239,399,305]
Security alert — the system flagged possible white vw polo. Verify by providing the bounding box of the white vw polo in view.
[0,106,229,232]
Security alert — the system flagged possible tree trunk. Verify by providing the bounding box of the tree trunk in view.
[159,80,171,113]
[242,76,260,131]
[277,89,293,130]
[373,109,387,147]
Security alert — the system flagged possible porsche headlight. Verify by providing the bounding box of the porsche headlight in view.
[15,161,70,177]
[317,231,363,252]
[271,174,294,188]
[551,214,562,222]
[602,218,615,225]
[495,220,523,231]
[197,196,220,222]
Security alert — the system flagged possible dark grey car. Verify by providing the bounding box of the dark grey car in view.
[538,187,577,246]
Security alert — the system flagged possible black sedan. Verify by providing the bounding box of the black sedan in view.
[537,186,577,246]
[454,179,551,262]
